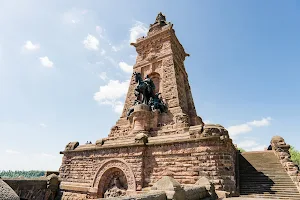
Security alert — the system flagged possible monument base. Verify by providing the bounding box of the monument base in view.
[59,124,236,199]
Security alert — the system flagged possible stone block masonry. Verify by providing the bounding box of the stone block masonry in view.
[58,13,237,199]
[2,174,59,200]
[59,135,236,199]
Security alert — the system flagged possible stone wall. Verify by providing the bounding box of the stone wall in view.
[59,145,146,199]
[3,174,59,200]
[59,136,237,199]
[270,136,300,192]
[144,137,236,192]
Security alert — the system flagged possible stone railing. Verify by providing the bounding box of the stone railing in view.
[270,136,300,192]
[3,173,60,200]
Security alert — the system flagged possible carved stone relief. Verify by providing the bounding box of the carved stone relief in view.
[92,159,136,197]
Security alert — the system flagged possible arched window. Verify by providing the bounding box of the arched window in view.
[148,72,160,94]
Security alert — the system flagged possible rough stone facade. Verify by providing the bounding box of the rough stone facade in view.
[2,174,59,200]
[107,12,203,142]
[59,13,237,199]
[0,179,20,200]
[270,136,300,192]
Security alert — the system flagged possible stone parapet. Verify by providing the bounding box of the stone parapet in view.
[3,174,59,200]
[270,136,300,192]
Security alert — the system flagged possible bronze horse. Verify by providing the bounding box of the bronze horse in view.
[133,72,154,105]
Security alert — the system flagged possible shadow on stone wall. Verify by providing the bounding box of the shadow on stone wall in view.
[2,173,60,200]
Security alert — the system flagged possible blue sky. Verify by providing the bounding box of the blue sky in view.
[0,0,300,170]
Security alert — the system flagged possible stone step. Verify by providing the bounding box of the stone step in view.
[240,177,292,180]
[240,186,299,190]
[240,192,300,196]
[240,178,294,182]
[240,177,294,181]
[240,193,300,197]
[240,181,295,187]
[240,194,300,200]
[240,173,290,176]
[239,151,300,198]
[240,174,292,178]
[240,194,300,198]
[240,182,296,185]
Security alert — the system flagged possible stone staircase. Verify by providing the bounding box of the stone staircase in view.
[239,151,300,199]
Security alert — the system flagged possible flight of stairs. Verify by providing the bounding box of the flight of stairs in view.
[239,151,300,199]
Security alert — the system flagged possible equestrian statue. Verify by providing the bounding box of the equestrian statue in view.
[126,72,167,119]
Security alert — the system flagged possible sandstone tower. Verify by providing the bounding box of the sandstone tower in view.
[59,13,236,199]
[108,12,203,142]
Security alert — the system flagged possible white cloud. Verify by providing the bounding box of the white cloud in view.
[248,117,272,127]
[39,123,47,128]
[228,124,252,136]
[129,21,148,43]
[62,9,81,24]
[238,140,258,148]
[96,25,104,38]
[105,56,117,66]
[100,100,124,114]
[39,56,53,68]
[23,41,40,51]
[41,153,56,158]
[236,139,266,152]
[96,25,102,33]
[100,49,106,56]
[99,72,108,81]
[119,62,133,73]
[113,101,124,114]
[250,145,266,151]
[5,149,20,154]
[227,117,272,137]
[83,34,99,50]
[112,44,124,52]
[130,54,137,60]
[94,80,129,101]
[203,120,211,124]
[94,80,129,114]
[71,19,79,24]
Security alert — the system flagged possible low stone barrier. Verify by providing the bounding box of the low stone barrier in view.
[101,176,211,200]
[183,184,209,200]
[270,136,300,192]
[2,174,59,200]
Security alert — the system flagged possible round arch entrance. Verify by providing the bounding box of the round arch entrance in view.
[92,159,136,198]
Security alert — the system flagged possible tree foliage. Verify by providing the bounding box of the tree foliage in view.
[0,170,45,178]
[238,148,246,152]
[290,146,300,166]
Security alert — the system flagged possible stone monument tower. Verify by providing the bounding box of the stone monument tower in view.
[107,12,203,143]
[59,13,237,199]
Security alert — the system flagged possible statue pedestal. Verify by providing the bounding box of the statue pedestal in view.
[130,104,152,134]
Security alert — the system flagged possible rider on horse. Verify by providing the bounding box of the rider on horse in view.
[144,75,155,95]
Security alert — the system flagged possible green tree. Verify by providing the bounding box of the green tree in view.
[0,170,45,178]
[290,146,300,166]
[238,148,246,152]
